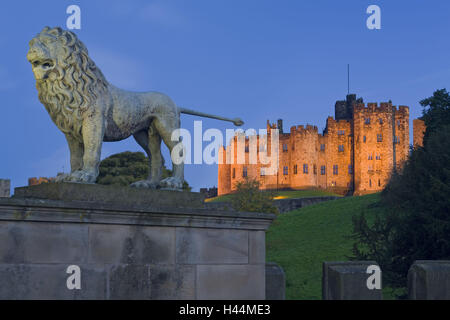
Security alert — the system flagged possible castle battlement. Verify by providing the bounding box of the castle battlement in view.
[290,124,318,134]
[354,102,392,113]
[397,105,409,114]
[353,102,409,115]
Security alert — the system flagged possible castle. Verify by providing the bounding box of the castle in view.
[218,94,425,196]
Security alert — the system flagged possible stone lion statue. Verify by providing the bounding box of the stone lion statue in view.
[27,26,243,190]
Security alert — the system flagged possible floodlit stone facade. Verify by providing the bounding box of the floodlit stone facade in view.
[218,94,414,196]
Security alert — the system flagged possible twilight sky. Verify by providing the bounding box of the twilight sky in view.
[0,0,449,192]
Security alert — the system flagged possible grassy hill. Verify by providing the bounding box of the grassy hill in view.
[266,193,389,300]
[206,189,341,203]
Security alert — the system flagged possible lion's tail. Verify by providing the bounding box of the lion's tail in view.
[178,107,244,126]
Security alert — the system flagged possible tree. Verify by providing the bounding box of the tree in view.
[96,151,191,191]
[231,177,279,214]
[420,88,450,144]
[351,89,450,295]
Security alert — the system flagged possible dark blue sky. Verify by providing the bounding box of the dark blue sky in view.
[0,0,449,191]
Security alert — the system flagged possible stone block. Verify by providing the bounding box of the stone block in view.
[322,261,383,300]
[265,262,285,300]
[249,231,265,264]
[109,264,151,300]
[0,222,88,264]
[89,225,175,265]
[0,264,107,299]
[408,260,450,300]
[196,264,265,300]
[176,228,248,264]
[149,265,195,299]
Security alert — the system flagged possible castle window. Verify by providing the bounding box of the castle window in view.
[394,136,400,144]
[348,165,353,174]
[338,130,345,136]
[245,145,249,153]
[368,154,373,160]
[338,145,344,152]
[243,167,247,177]
[283,166,288,175]
[363,136,366,143]
[377,134,383,142]
[378,179,381,187]
[282,144,288,152]
[303,164,308,174]
[294,165,298,175]
[369,179,372,187]
[333,165,338,175]
[365,117,371,125]
[321,166,326,175]
[313,165,317,175]
[320,144,325,151]
[232,168,236,179]
[397,120,401,126]
[379,118,383,124]
[260,168,265,176]
[376,153,381,160]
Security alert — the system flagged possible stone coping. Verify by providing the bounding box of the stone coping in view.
[14,183,206,209]
[0,197,275,231]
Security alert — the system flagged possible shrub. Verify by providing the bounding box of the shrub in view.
[231,177,279,214]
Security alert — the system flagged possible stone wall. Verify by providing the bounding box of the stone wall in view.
[323,260,450,300]
[0,184,275,300]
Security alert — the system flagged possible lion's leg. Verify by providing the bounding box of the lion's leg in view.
[65,134,84,172]
[66,115,105,183]
[132,130,152,177]
[154,117,184,190]
[147,123,164,185]
[129,129,160,189]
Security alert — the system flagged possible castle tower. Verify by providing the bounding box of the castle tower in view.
[413,119,426,147]
[352,101,409,194]
[218,146,231,196]
[335,94,358,120]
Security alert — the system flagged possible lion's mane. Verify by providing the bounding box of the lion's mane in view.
[32,27,108,139]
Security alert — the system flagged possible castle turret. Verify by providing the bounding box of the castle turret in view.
[335,94,357,120]
[277,119,283,134]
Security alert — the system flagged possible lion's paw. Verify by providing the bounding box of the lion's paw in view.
[130,180,160,189]
[65,170,97,184]
[159,177,183,191]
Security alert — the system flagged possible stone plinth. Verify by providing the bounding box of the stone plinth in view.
[408,260,450,300]
[0,183,275,300]
[14,182,206,209]
[322,261,383,300]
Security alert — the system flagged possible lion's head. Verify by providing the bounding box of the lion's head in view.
[27,26,108,138]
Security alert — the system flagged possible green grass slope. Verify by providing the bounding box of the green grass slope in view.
[266,193,383,300]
